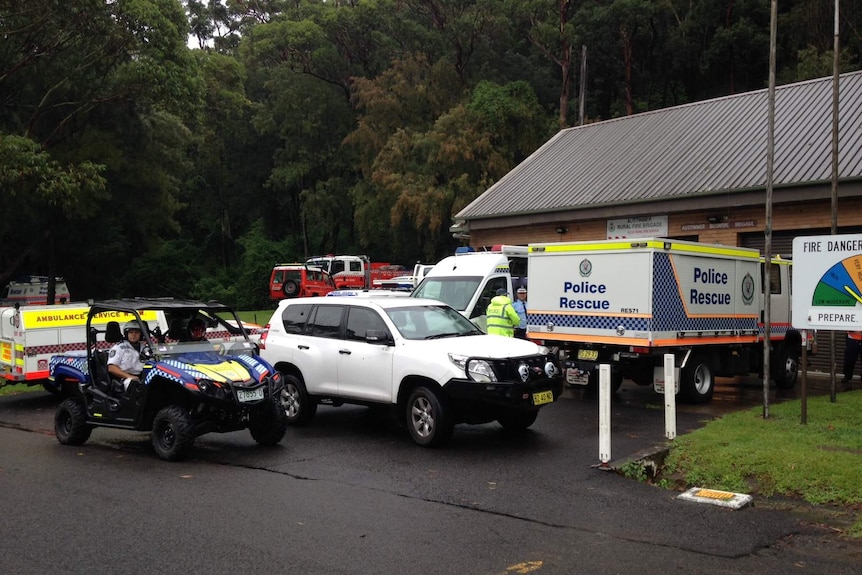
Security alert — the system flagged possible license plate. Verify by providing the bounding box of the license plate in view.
[237,387,265,402]
[577,349,598,360]
[532,390,554,406]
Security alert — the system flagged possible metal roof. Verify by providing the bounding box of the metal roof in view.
[456,71,862,221]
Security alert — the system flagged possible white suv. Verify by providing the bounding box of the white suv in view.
[259,296,563,446]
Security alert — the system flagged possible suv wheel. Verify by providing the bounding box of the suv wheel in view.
[55,398,92,445]
[280,375,317,426]
[497,410,538,431]
[406,386,453,447]
[249,395,288,445]
[151,405,195,461]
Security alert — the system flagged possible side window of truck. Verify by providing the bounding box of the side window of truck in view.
[761,263,781,295]
[282,303,312,334]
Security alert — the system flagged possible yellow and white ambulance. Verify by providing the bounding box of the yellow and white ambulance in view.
[0,303,161,391]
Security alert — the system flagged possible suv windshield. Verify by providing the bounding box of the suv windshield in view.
[385,304,482,340]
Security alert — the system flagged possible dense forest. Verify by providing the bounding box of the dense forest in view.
[1,0,860,309]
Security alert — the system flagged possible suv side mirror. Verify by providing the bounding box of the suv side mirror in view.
[365,330,392,345]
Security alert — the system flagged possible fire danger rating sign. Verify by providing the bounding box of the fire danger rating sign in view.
[792,234,862,330]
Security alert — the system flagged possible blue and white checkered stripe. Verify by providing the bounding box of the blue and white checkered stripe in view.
[652,253,757,332]
[527,312,649,332]
[143,360,193,386]
[49,355,89,377]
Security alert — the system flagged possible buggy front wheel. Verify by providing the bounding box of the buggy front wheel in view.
[151,405,195,462]
[55,398,92,446]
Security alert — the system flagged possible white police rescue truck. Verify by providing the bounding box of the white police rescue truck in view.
[526,238,802,403]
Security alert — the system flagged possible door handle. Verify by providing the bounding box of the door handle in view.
[298,344,309,350]
[339,349,351,355]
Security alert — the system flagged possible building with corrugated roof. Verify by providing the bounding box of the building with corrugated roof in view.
[453,71,862,257]
[452,71,862,376]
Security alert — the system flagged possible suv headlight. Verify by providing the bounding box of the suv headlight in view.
[448,353,467,369]
[449,354,498,383]
[465,359,498,383]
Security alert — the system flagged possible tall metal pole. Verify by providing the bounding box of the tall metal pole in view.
[579,45,587,126]
[830,0,840,403]
[763,0,778,419]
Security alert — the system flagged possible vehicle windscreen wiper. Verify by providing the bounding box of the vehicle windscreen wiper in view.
[424,332,462,340]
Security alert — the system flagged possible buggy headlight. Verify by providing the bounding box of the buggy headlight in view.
[465,359,497,383]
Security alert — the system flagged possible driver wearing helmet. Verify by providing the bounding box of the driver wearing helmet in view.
[187,318,207,342]
[107,320,147,391]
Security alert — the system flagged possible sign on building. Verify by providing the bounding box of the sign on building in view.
[792,234,862,330]
[606,215,668,239]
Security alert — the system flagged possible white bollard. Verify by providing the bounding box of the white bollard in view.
[598,364,611,466]
[664,354,676,440]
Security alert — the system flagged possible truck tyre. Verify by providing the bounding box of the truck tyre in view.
[406,386,454,447]
[280,374,317,426]
[151,405,195,462]
[249,394,288,445]
[282,279,300,298]
[630,360,655,387]
[587,369,623,394]
[497,410,539,431]
[772,347,799,389]
[55,398,92,446]
[680,353,714,403]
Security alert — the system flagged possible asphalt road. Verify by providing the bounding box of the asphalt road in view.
[1,377,859,575]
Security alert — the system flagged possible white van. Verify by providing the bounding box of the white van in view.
[410,246,526,331]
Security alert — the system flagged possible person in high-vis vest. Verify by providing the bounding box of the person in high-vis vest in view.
[842,330,862,391]
[485,288,520,337]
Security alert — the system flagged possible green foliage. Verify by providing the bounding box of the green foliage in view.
[663,392,862,507]
[619,460,648,482]
[0,135,107,211]
[1,0,861,299]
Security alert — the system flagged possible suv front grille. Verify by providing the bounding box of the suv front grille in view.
[489,355,558,384]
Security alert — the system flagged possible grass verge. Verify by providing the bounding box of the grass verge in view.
[660,390,862,536]
[236,309,275,326]
[0,383,39,397]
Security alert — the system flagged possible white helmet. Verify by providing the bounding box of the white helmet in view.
[123,320,144,336]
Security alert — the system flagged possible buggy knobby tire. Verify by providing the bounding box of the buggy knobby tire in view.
[151,405,195,462]
[55,398,92,446]
[249,394,288,446]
